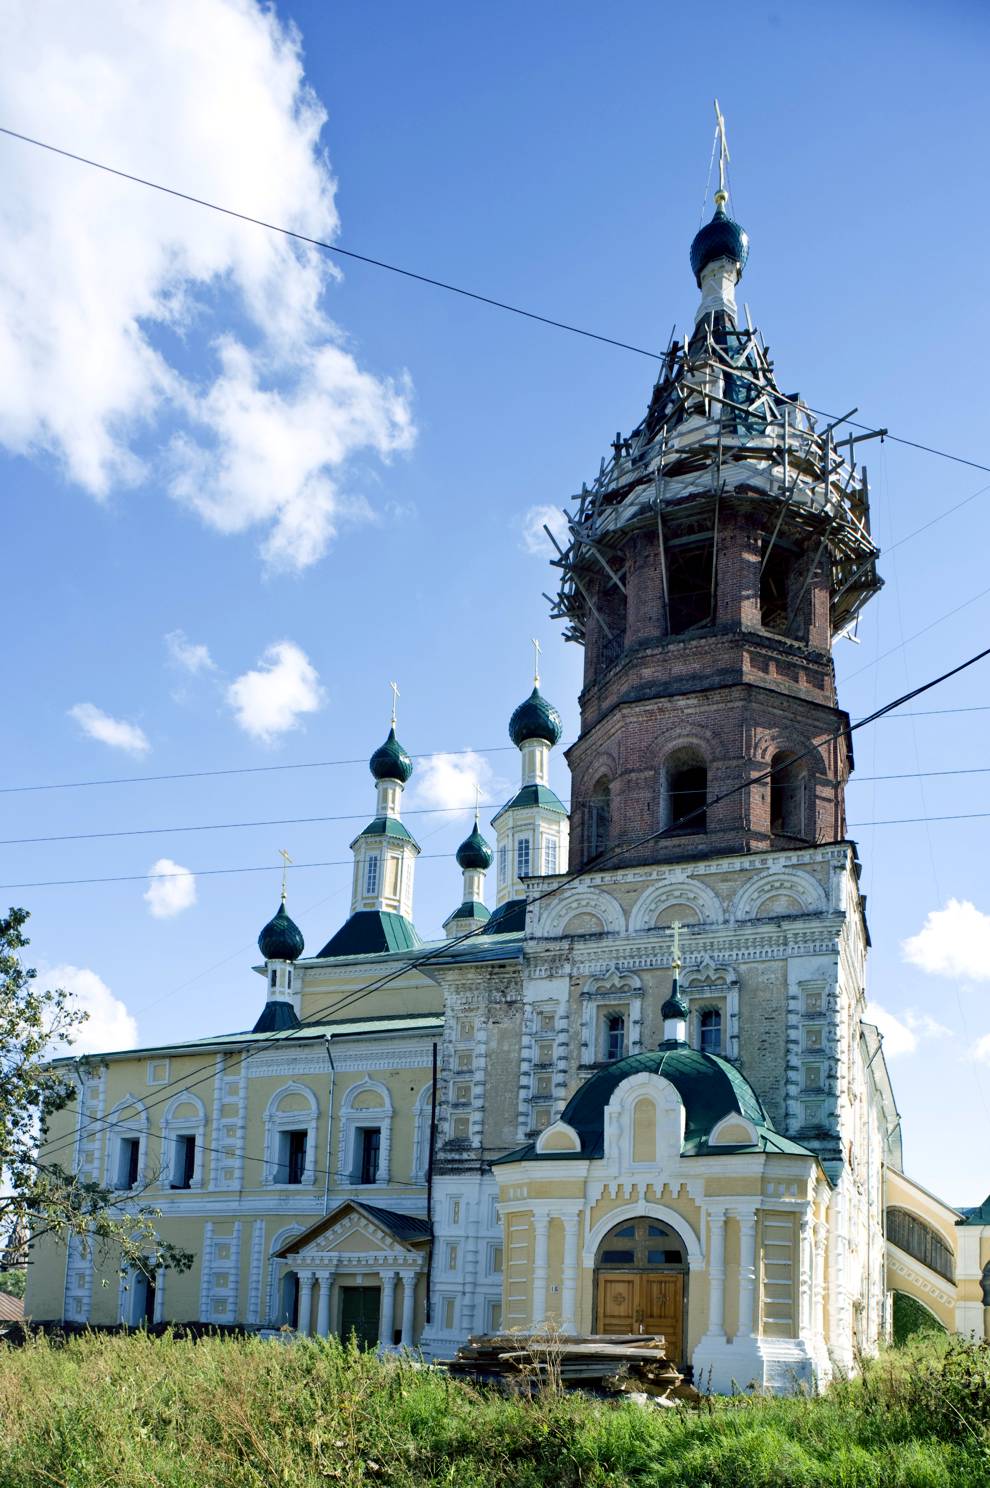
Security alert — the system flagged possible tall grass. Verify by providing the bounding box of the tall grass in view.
[0,1329,987,1487]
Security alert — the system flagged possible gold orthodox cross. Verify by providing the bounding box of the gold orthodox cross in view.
[714,98,730,204]
[389,680,400,728]
[532,637,542,687]
[278,848,293,903]
[671,918,682,972]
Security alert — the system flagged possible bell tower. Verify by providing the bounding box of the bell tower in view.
[551,142,881,871]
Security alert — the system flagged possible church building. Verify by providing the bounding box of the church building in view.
[26,146,990,1390]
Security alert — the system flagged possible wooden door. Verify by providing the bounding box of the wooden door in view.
[596,1273,637,1333]
[640,1273,683,1361]
[339,1286,381,1349]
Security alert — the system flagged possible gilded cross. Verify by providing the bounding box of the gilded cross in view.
[278,848,293,903]
[474,782,481,822]
[532,637,542,687]
[671,918,682,972]
[389,680,400,728]
[714,98,730,203]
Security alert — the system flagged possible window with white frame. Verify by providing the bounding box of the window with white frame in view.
[365,854,379,896]
[338,1078,393,1187]
[442,1297,456,1330]
[264,1084,318,1187]
[488,1242,503,1275]
[105,1096,148,1192]
[543,837,558,875]
[498,845,507,885]
[487,1299,503,1332]
[602,1010,626,1062]
[516,837,531,879]
[171,1134,196,1190]
[115,1136,141,1189]
[698,1007,722,1055]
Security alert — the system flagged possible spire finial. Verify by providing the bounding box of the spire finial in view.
[713,98,730,207]
[474,781,481,825]
[671,918,682,973]
[278,847,293,904]
[532,637,542,688]
[389,679,400,729]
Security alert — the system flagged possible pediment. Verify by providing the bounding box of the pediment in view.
[274,1200,430,1262]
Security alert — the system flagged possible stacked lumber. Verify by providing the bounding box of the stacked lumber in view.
[444,1333,686,1396]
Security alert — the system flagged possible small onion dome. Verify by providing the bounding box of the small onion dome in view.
[258,900,305,962]
[661,980,689,1022]
[508,686,563,748]
[456,820,493,871]
[689,202,749,286]
[369,727,413,783]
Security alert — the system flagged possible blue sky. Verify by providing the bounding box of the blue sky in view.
[2,0,989,1202]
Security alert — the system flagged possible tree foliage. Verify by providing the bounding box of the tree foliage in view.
[0,907,191,1282]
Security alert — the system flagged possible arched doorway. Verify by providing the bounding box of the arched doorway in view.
[594,1217,687,1361]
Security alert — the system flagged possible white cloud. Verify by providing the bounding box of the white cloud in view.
[973,1034,990,1065]
[165,629,216,675]
[46,965,137,1054]
[144,858,197,919]
[227,641,324,742]
[68,702,150,755]
[0,0,414,569]
[520,504,570,556]
[864,1003,953,1058]
[902,898,990,982]
[865,1003,917,1058]
[410,751,505,819]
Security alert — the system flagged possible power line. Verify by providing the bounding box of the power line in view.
[0,855,446,891]
[0,744,516,797]
[36,638,990,1172]
[2,123,989,482]
[0,799,561,850]
[851,811,990,828]
[850,766,990,783]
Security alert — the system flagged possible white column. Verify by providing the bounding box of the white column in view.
[799,1213,813,1334]
[706,1208,726,1340]
[297,1272,315,1336]
[737,1211,757,1337]
[561,1214,580,1334]
[813,1220,827,1341]
[380,1271,398,1348]
[316,1273,332,1337]
[400,1271,416,1346]
[531,1214,550,1328]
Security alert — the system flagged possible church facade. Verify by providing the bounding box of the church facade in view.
[27,178,990,1391]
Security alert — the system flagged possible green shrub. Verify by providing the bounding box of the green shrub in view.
[892,1290,947,1346]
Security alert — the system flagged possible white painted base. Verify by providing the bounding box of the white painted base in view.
[692,1333,823,1395]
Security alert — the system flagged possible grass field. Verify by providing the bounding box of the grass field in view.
[0,1328,987,1487]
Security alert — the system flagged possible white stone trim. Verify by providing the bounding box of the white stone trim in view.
[263,1082,319,1187]
[628,877,725,932]
[731,869,828,922]
[537,887,626,939]
[337,1077,394,1186]
[159,1090,207,1191]
[582,1200,703,1268]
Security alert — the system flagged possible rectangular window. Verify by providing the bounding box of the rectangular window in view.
[454,1082,472,1105]
[357,1127,381,1185]
[535,1074,553,1098]
[442,1297,456,1331]
[116,1137,140,1189]
[487,1299,503,1332]
[603,1011,626,1062]
[516,837,531,879]
[542,837,558,875]
[277,1129,308,1185]
[536,1040,555,1066]
[498,846,507,885]
[171,1134,196,1190]
[489,1243,503,1275]
[449,1199,461,1225]
[457,1018,475,1041]
[804,1027,824,1051]
[803,1064,823,1091]
[446,1242,459,1270]
[699,1008,722,1055]
[452,1116,471,1140]
[456,1051,473,1072]
[538,1011,555,1034]
[802,988,824,1015]
[532,1105,551,1130]
[801,1102,823,1127]
[385,856,400,898]
[365,855,379,896]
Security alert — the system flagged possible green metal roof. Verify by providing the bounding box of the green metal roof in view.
[958,1195,990,1225]
[494,1044,803,1164]
[492,784,568,821]
[251,1000,301,1034]
[317,910,422,959]
[442,899,491,929]
[482,898,528,935]
[351,815,419,847]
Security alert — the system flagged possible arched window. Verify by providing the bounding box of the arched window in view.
[698,1008,722,1055]
[886,1208,955,1283]
[602,1011,625,1062]
[338,1078,394,1187]
[770,752,807,838]
[263,1084,319,1187]
[663,751,707,834]
[760,544,793,633]
[584,778,611,860]
[595,1217,686,1268]
[667,537,715,634]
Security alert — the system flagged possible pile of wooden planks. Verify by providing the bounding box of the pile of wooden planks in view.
[444,1333,691,1398]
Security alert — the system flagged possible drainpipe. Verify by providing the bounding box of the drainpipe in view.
[424,1041,438,1325]
[323,1037,335,1215]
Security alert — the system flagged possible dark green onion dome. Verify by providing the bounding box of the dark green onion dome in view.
[258,899,305,962]
[456,819,493,871]
[661,979,689,1022]
[369,727,413,784]
[690,202,749,286]
[508,686,563,749]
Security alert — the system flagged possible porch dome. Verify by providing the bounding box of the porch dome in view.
[257,900,304,962]
[508,686,562,748]
[558,1045,770,1157]
[690,202,749,286]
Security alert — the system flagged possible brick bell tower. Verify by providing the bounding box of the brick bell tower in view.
[551,160,881,872]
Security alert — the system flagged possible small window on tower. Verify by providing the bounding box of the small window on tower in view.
[543,837,558,875]
[760,544,793,633]
[770,753,807,838]
[365,854,379,896]
[584,778,610,860]
[498,846,507,885]
[699,1008,722,1054]
[666,537,715,633]
[663,751,708,834]
[516,838,531,879]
